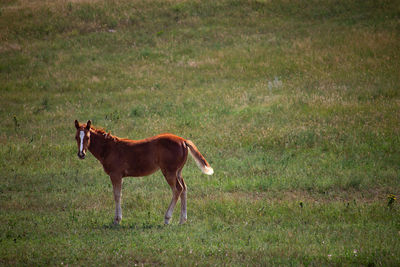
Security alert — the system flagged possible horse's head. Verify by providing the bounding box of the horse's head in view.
[74,120,91,159]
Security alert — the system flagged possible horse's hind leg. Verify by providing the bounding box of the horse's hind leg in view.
[177,169,187,224]
[162,169,183,225]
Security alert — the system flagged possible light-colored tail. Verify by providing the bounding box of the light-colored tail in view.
[185,140,214,175]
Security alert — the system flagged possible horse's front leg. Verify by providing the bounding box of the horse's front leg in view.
[110,175,123,224]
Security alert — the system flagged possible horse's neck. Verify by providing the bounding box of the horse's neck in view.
[88,130,112,162]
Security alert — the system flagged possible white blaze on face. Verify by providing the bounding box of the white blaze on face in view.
[79,131,85,153]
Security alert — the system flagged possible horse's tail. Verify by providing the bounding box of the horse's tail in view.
[185,140,214,175]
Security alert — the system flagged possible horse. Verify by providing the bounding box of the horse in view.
[74,120,213,225]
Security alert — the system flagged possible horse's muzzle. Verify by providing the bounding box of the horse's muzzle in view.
[77,152,86,159]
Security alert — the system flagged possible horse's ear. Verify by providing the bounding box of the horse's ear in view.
[86,120,92,130]
[75,120,80,129]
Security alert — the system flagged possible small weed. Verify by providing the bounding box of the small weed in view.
[267,76,283,90]
[33,97,50,114]
[387,194,396,209]
[105,111,121,121]
[130,107,145,118]
[13,115,20,131]
[67,2,73,12]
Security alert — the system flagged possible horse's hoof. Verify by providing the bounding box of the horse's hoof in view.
[114,217,122,225]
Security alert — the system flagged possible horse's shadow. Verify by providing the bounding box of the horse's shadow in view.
[101,221,167,231]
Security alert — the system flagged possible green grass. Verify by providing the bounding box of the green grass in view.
[1,0,400,265]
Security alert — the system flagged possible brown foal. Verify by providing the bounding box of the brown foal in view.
[74,120,213,225]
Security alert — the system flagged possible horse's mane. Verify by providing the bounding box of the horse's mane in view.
[90,126,119,141]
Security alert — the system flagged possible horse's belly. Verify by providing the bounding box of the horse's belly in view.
[124,167,159,177]
[123,160,159,177]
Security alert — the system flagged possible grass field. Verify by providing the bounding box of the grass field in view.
[1,0,400,265]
